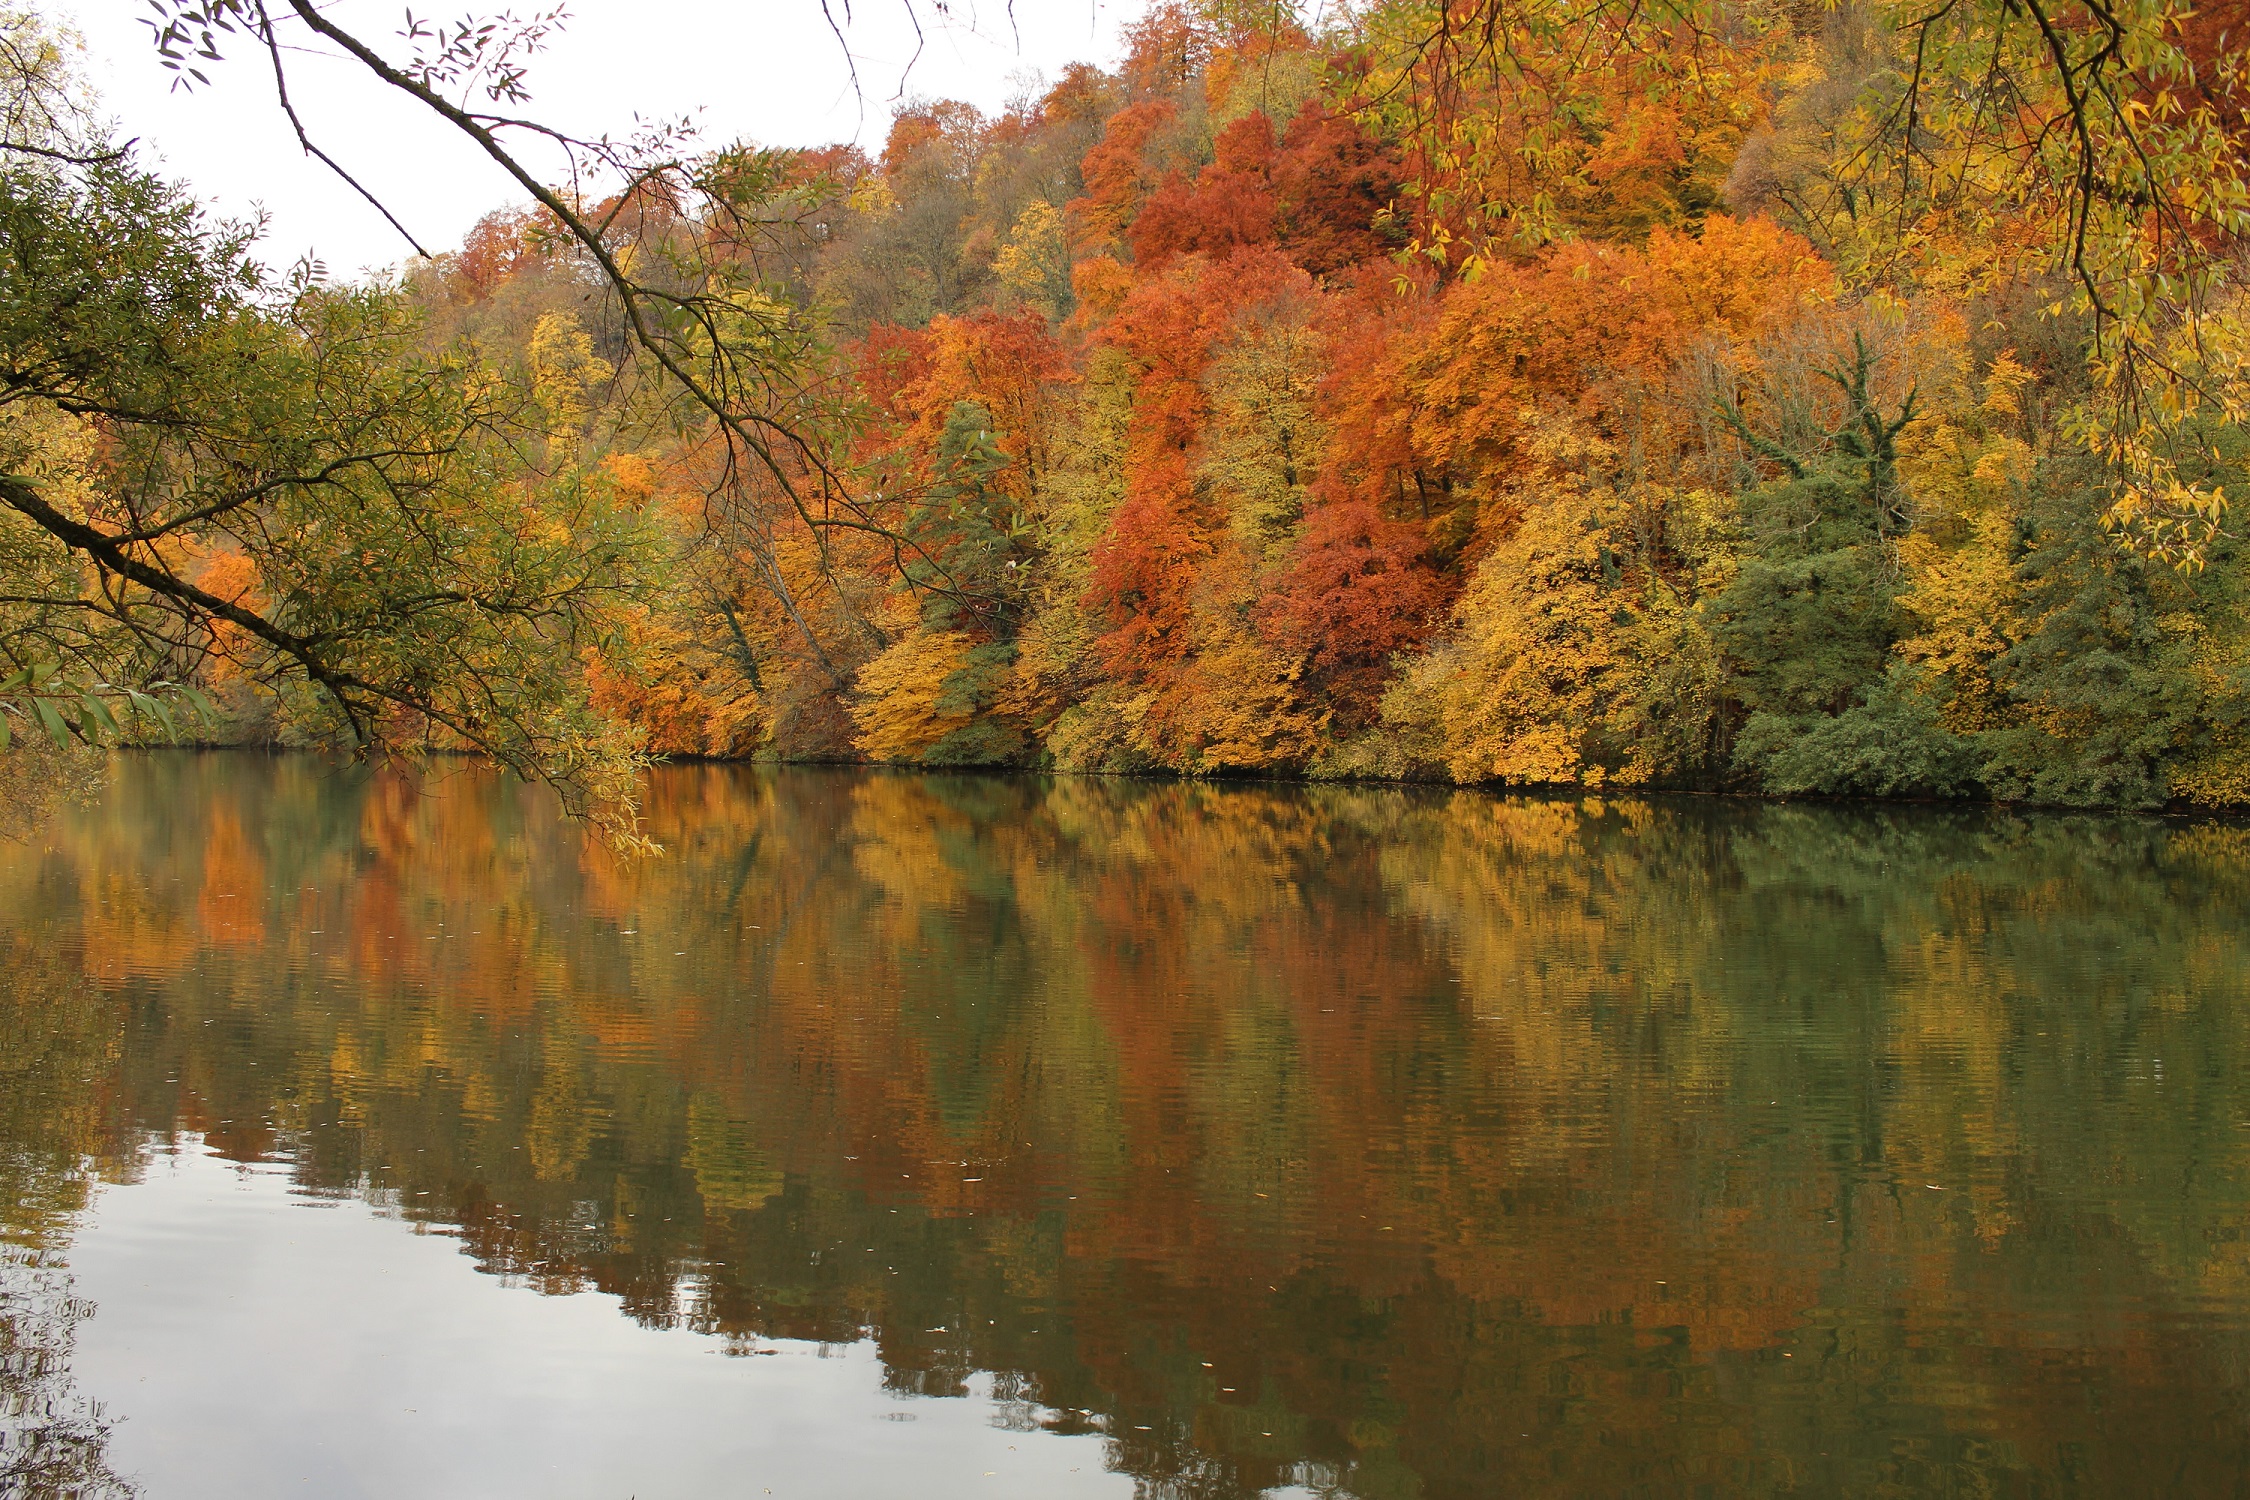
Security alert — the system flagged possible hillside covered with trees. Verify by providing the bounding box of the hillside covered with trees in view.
[7,0,2250,828]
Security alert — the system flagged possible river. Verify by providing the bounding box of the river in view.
[3,752,2248,1497]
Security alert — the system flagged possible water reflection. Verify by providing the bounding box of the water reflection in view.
[0,938,137,1497]
[5,753,2250,1496]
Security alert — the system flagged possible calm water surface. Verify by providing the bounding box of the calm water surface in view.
[4,753,2250,1498]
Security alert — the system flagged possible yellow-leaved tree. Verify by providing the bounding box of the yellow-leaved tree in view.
[1388,411,1726,786]
[850,631,977,761]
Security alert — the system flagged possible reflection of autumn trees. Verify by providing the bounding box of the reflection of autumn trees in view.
[12,756,2250,1495]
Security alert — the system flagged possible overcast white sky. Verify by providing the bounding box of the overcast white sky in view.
[56,0,1148,277]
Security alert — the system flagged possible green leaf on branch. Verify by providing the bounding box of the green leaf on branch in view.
[32,696,70,748]
[80,693,121,737]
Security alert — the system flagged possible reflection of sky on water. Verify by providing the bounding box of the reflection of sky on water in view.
[68,1144,1132,1500]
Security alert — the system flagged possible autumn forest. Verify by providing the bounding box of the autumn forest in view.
[6,0,2250,828]
[15,6,2250,1492]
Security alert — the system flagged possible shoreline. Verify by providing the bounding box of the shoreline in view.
[114,742,2250,824]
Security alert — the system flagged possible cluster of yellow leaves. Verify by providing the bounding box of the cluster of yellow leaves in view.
[1894,353,2040,734]
[993,200,1074,320]
[1387,412,1722,785]
[849,630,977,760]
[528,312,613,453]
